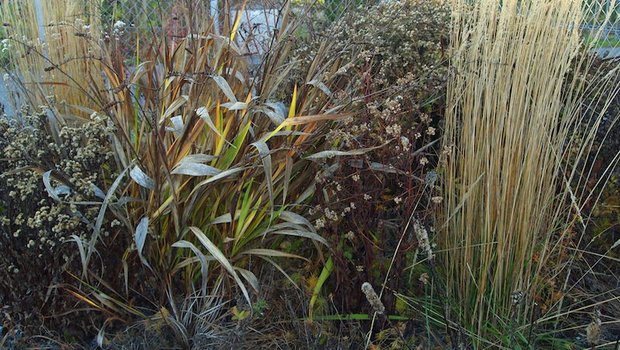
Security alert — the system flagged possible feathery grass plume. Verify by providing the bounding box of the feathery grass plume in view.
[413,219,433,261]
[586,309,602,347]
[442,0,620,346]
[1,0,104,118]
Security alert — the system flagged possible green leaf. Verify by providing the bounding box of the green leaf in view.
[236,180,255,239]
[305,142,390,160]
[280,211,316,233]
[68,234,88,278]
[309,256,334,321]
[130,61,151,85]
[231,306,250,321]
[221,102,248,110]
[164,115,184,135]
[191,167,247,196]
[89,168,128,271]
[235,267,259,292]
[221,121,251,168]
[171,162,221,176]
[267,228,328,247]
[42,170,61,201]
[282,156,293,205]
[161,95,188,121]
[241,248,308,261]
[196,107,224,138]
[178,153,218,164]
[312,314,410,321]
[130,165,154,189]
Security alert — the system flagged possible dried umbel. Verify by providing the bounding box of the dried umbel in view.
[361,282,385,315]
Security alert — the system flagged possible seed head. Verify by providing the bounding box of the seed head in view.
[586,309,602,346]
[361,282,385,314]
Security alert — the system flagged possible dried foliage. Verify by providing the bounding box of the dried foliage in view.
[0,112,118,336]
[2,0,619,348]
[1,0,358,345]
[441,0,620,346]
[291,0,450,315]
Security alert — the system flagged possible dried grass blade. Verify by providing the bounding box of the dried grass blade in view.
[189,227,251,305]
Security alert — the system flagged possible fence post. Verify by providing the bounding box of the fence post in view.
[33,0,48,58]
[211,0,220,34]
[33,0,46,42]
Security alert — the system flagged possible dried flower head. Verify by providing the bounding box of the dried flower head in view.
[345,231,355,240]
[414,220,433,260]
[586,309,602,346]
[419,272,430,285]
[287,0,449,315]
[0,113,119,326]
[511,290,524,305]
[361,282,385,314]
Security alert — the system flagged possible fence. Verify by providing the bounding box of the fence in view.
[110,0,620,44]
[583,0,620,49]
[8,0,620,71]
[96,0,280,58]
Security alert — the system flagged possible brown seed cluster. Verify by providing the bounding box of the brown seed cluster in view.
[361,282,385,315]
[285,0,450,314]
[0,111,118,320]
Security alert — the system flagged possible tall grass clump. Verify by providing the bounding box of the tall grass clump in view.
[441,0,620,346]
[0,0,104,116]
[0,0,358,345]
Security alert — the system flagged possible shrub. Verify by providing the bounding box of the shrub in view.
[290,0,451,316]
[0,112,118,336]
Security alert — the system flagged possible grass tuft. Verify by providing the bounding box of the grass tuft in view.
[441,0,620,346]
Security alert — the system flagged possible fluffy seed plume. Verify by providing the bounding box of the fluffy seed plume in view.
[586,309,602,346]
[414,220,433,260]
[361,282,385,314]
